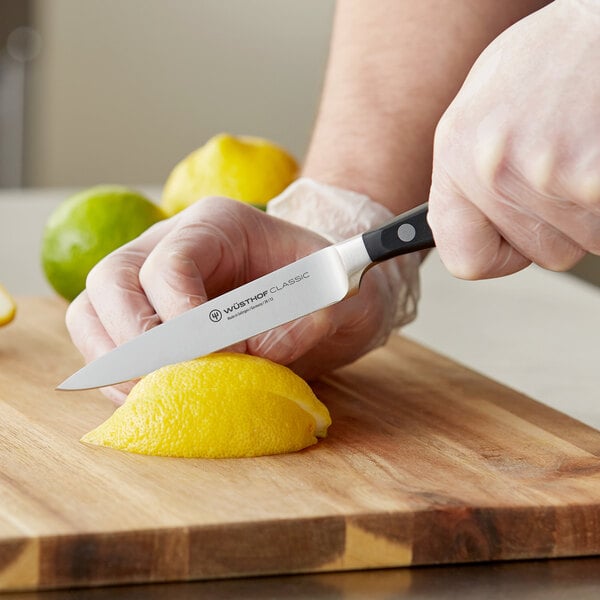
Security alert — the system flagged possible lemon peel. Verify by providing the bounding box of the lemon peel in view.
[161,133,298,216]
[0,284,16,326]
[81,353,331,458]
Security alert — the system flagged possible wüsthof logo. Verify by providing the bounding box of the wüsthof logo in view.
[209,309,222,323]
[209,270,311,324]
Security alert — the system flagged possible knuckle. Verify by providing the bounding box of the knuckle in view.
[86,248,141,296]
[476,140,512,193]
[469,110,515,194]
[523,149,558,196]
[433,111,460,160]
[435,109,517,199]
[573,172,600,213]
[433,114,452,148]
[139,244,202,301]
[137,257,154,291]
[538,148,600,212]
[184,194,243,218]
[138,244,164,279]
[64,293,85,333]
[84,258,108,293]
[137,248,170,289]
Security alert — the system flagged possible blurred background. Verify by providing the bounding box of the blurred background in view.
[0,0,598,285]
[0,0,334,188]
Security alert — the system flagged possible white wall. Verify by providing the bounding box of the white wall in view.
[25,0,335,187]
[19,0,600,285]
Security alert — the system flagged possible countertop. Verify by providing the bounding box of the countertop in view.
[1,187,599,598]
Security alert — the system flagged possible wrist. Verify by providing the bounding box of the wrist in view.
[267,177,396,242]
[267,177,422,330]
[301,126,420,215]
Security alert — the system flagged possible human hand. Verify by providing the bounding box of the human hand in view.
[66,193,417,404]
[428,0,600,279]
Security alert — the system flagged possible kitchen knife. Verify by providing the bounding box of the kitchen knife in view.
[58,203,434,391]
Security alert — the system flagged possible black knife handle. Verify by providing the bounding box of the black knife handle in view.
[362,203,435,263]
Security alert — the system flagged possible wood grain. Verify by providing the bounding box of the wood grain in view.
[0,297,599,591]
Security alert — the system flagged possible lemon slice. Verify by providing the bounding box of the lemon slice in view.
[0,284,16,326]
[81,353,331,458]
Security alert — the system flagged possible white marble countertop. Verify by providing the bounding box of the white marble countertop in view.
[405,252,599,430]
[1,187,598,429]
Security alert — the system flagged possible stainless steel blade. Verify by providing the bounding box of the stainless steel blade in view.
[58,236,371,390]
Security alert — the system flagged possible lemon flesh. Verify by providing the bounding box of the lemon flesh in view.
[81,353,331,458]
[0,284,16,326]
[41,186,166,301]
[161,133,298,216]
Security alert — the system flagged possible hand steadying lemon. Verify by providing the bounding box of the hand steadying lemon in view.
[49,135,323,458]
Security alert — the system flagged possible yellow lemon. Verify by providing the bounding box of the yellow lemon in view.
[161,133,298,216]
[0,284,16,326]
[81,353,331,458]
[41,186,166,301]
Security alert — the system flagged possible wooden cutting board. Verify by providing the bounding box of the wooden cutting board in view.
[1,297,599,591]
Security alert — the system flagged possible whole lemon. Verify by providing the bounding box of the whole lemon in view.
[41,186,165,301]
[160,133,298,216]
[81,352,331,458]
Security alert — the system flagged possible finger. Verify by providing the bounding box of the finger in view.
[246,265,389,375]
[85,218,174,347]
[98,385,130,405]
[493,185,598,263]
[137,203,235,323]
[552,140,600,218]
[435,127,586,276]
[428,181,531,279]
[287,278,392,379]
[139,197,283,323]
[469,147,588,270]
[246,309,336,366]
[482,197,586,272]
[65,291,135,405]
[139,245,209,324]
[522,157,600,256]
[66,291,117,363]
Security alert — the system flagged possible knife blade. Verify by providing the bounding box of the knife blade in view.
[58,202,433,390]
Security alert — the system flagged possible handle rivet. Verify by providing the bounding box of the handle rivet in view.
[397,223,416,242]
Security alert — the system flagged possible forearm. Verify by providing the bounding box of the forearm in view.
[302,0,550,214]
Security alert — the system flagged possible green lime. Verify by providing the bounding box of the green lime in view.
[41,186,166,301]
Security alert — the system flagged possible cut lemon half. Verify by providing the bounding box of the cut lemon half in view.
[81,353,331,458]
